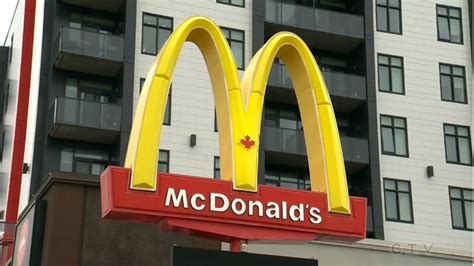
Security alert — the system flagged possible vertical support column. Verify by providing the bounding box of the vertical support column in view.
[364,0,384,240]
[253,0,267,185]
[119,0,137,165]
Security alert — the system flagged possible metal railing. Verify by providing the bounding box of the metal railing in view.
[54,26,124,62]
[265,0,364,38]
[264,126,369,164]
[263,127,307,155]
[51,97,121,131]
[268,63,366,100]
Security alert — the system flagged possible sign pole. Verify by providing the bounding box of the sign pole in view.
[230,239,247,252]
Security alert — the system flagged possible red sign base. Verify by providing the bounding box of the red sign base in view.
[101,166,367,242]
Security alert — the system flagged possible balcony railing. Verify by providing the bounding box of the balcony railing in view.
[61,0,125,13]
[268,63,366,101]
[263,126,369,168]
[265,0,364,39]
[263,126,306,156]
[49,97,121,144]
[53,27,124,77]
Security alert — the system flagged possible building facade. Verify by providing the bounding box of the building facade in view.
[0,0,472,265]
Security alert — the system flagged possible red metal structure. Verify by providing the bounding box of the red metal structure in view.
[1,0,36,264]
[101,167,367,249]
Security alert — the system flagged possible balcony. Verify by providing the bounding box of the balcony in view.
[53,27,124,77]
[0,47,8,122]
[263,127,369,173]
[48,97,121,144]
[267,63,366,113]
[61,0,124,13]
[265,0,364,53]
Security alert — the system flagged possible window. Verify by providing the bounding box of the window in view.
[376,0,402,34]
[378,54,404,94]
[314,52,349,73]
[158,150,169,173]
[65,78,112,103]
[265,106,302,130]
[139,78,145,92]
[217,0,244,7]
[439,64,466,103]
[449,187,473,231]
[444,124,472,165]
[384,178,413,223]
[265,167,310,190]
[69,11,116,33]
[142,13,173,55]
[380,115,408,157]
[214,109,218,132]
[214,156,220,179]
[0,130,5,162]
[3,82,9,115]
[140,78,171,125]
[437,5,463,44]
[221,27,244,69]
[9,34,13,63]
[60,144,111,175]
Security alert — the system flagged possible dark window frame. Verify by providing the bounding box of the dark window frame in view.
[158,149,170,173]
[140,78,171,125]
[376,0,402,34]
[264,105,303,130]
[3,82,9,115]
[216,0,245,8]
[220,26,245,70]
[436,4,463,44]
[0,130,5,162]
[380,114,409,157]
[59,143,113,175]
[265,166,311,191]
[383,178,414,224]
[449,186,473,231]
[439,63,467,104]
[377,54,405,95]
[9,34,13,63]
[214,109,218,132]
[214,156,220,179]
[443,124,472,166]
[141,13,173,56]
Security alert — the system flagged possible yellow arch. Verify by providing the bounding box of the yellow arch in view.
[241,33,350,214]
[125,16,239,192]
[125,16,350,214]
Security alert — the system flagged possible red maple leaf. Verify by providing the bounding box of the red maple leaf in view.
[240,135,255,150]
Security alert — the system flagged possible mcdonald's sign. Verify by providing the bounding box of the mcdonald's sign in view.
[100,16,366,242]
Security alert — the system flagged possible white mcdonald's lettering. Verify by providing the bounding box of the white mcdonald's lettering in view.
[164,188,322,224]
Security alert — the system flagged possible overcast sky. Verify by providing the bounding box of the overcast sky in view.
[0,0,18,45]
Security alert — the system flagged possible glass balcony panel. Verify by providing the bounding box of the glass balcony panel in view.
[57,27,124,61]
[265,0,364,40]
[51,97,121,143]
[55,27,124,77]
[79,100,101,128]
[281,1,297,26]
[59,98,79,124]
[101,103,122,131]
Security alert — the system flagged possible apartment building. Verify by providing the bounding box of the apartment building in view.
[0,0,472,265]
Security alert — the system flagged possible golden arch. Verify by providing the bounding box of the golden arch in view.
[125,16,350,214]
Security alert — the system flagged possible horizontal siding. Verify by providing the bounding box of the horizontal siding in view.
[374,0,473,255]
